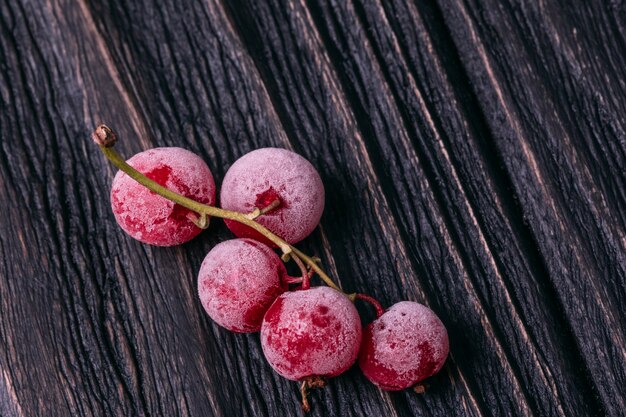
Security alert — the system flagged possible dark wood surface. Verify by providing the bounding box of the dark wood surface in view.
[0,0,624,416]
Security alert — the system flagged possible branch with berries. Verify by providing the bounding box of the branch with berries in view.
[93,125,449,412]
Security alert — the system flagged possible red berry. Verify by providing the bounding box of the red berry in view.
[220,148,324,245]
[359,301,449,390]
[260,287,361,381]
[198,238,287,332]
[110,147,215,246]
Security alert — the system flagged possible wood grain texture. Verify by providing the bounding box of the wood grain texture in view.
[0,0,623,416]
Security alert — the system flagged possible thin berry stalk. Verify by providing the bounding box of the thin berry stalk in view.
[353,293,385,318]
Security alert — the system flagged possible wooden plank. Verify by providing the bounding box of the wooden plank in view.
[302,0,604,415]
[0,0,236,416]
[437,0,626,415]
[0,0,623,416]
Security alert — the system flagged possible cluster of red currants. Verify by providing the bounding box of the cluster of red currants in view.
[95,125,449,411]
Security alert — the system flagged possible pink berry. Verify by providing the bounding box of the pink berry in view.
[260,286,362,381]
[198,238,287,332]
[359,301,449,391]
[110,147,215,246]
[220,148,324,246]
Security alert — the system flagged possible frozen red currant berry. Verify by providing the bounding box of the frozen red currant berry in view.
[198,238,287,333]
[110,147,215,246]
[359,301,449,391]
[260,286,361,381]
[220,148,324,245]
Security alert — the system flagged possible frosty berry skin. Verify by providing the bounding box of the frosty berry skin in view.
[93,126,451,412]
[359,301,449,391]
[261,286,362,381]
[111,147,216,246]
[220,148,325,246]
[198,238,287,332]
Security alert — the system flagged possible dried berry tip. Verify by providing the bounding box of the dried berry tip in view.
[92,124,117,147]
[300,376,326,413]
[413,383,427,394]
[300,382,310,413]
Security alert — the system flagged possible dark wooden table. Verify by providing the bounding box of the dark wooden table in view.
[1,1,624,416]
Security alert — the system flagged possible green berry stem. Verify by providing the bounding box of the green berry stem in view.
[246,199,281,220]
[93,124,341,292]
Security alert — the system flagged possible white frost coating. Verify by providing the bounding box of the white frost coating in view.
[220,148,324,244]
[370,301,448,382]
[198,239,285,332]
[110,147,215,246]
[260,286,362,381]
